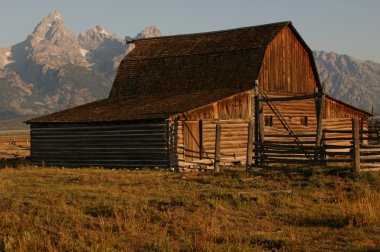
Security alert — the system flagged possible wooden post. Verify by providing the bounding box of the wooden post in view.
[360,118,364,144]
[166,120,171,169]
[199,120,203,159]
[315,87,325,161]
[246,119,254,172]
[258,94,265,165]
[214,124,221,173]
[321,131,326,164]
[352,118,361,172]
[254,81,260,167]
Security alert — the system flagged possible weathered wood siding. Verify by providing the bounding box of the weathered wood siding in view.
[30,121,168,168]
[263,94,317,137]
[258,26,317,94]
[323,97,370,120]
[169,119,250,168]
[182,91,252,121]
[171,90,319,168]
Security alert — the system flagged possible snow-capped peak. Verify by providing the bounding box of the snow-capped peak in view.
[49,11,62,20]
[135,25,162,39]
[93,25,110,36]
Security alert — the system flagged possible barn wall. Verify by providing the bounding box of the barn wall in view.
[30,121,169,168]
[323,97,370,120]
[258,26,317,94]
[171,91,319,168]
[263,94,317,137]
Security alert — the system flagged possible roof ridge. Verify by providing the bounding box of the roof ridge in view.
[130,21,291,44]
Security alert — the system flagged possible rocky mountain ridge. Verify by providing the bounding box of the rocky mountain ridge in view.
[313,51,380,114]
[0,11,160,116]
[0,12,378,117]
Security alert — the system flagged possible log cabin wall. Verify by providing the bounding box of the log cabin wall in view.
[258,27,317,94]
[262,95,317,140]
[30,121,169,168]
[170,93,318,168]
[323,97,370,146]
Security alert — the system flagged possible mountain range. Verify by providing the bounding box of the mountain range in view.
[0,12,379,118]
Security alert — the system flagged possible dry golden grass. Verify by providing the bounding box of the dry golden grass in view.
[0,133,30,159]
[0,166,379,251]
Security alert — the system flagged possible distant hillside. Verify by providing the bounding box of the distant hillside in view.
[314,51,380,114]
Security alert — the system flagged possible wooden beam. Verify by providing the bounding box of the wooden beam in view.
[258,94,265,165]
[199,120,203,159]
[214,124,221,173]
[246,119,254,172]
[352,118,361,172]
[254,80,259,167]
[360,118,364,144]
[259,93,318,102]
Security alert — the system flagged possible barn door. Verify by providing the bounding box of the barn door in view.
[183,121,201,161]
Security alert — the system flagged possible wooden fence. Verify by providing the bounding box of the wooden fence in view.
[175,118,380,172]
[252,118,380,171]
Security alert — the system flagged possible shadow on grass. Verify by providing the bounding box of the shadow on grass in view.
[293,216,349,229]
[0,157,30,168]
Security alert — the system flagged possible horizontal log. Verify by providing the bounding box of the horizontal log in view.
[360,148,380,152]
[264,158,317,164]
[32,159,169,165]
[264,140,316,144]
[323,145,351,149]
[323,130,352,133]
[31,161,169,168]
[325,151,352,156]
[258,149,317,154]
[262,154,311,159]
[259,93,318,102]
[360,144,380,148]
[264,134,316,138]
[31,123,167,131]
[324,137,353,141]
[259,143,319,150]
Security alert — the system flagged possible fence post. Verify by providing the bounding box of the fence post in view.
[352,118,361,172]
[258,96,265,165]
[199,120,203,160]
[254,81,263,167]
[214,124,221,173]
[315,87,325,161]
[246,119,254,172]
[360,119,364,144]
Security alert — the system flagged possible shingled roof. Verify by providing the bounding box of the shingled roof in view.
[27,21,314,123]
[26,89,240,123]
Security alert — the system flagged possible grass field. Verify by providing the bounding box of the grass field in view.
[0,131,30,159]
[0,166,379,251]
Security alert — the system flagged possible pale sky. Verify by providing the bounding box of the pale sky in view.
[0,0,379,62]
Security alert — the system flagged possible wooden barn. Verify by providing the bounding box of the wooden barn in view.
[25,21,372,169]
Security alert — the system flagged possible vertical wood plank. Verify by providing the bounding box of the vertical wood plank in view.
[199,120,203,159]
[254,81,259,167]
[166,120,171,169]
[246,119,254,172]
[315,88,325,160]
[214,124,221,173]
[360,118,364,144]
[352,118,361,172]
